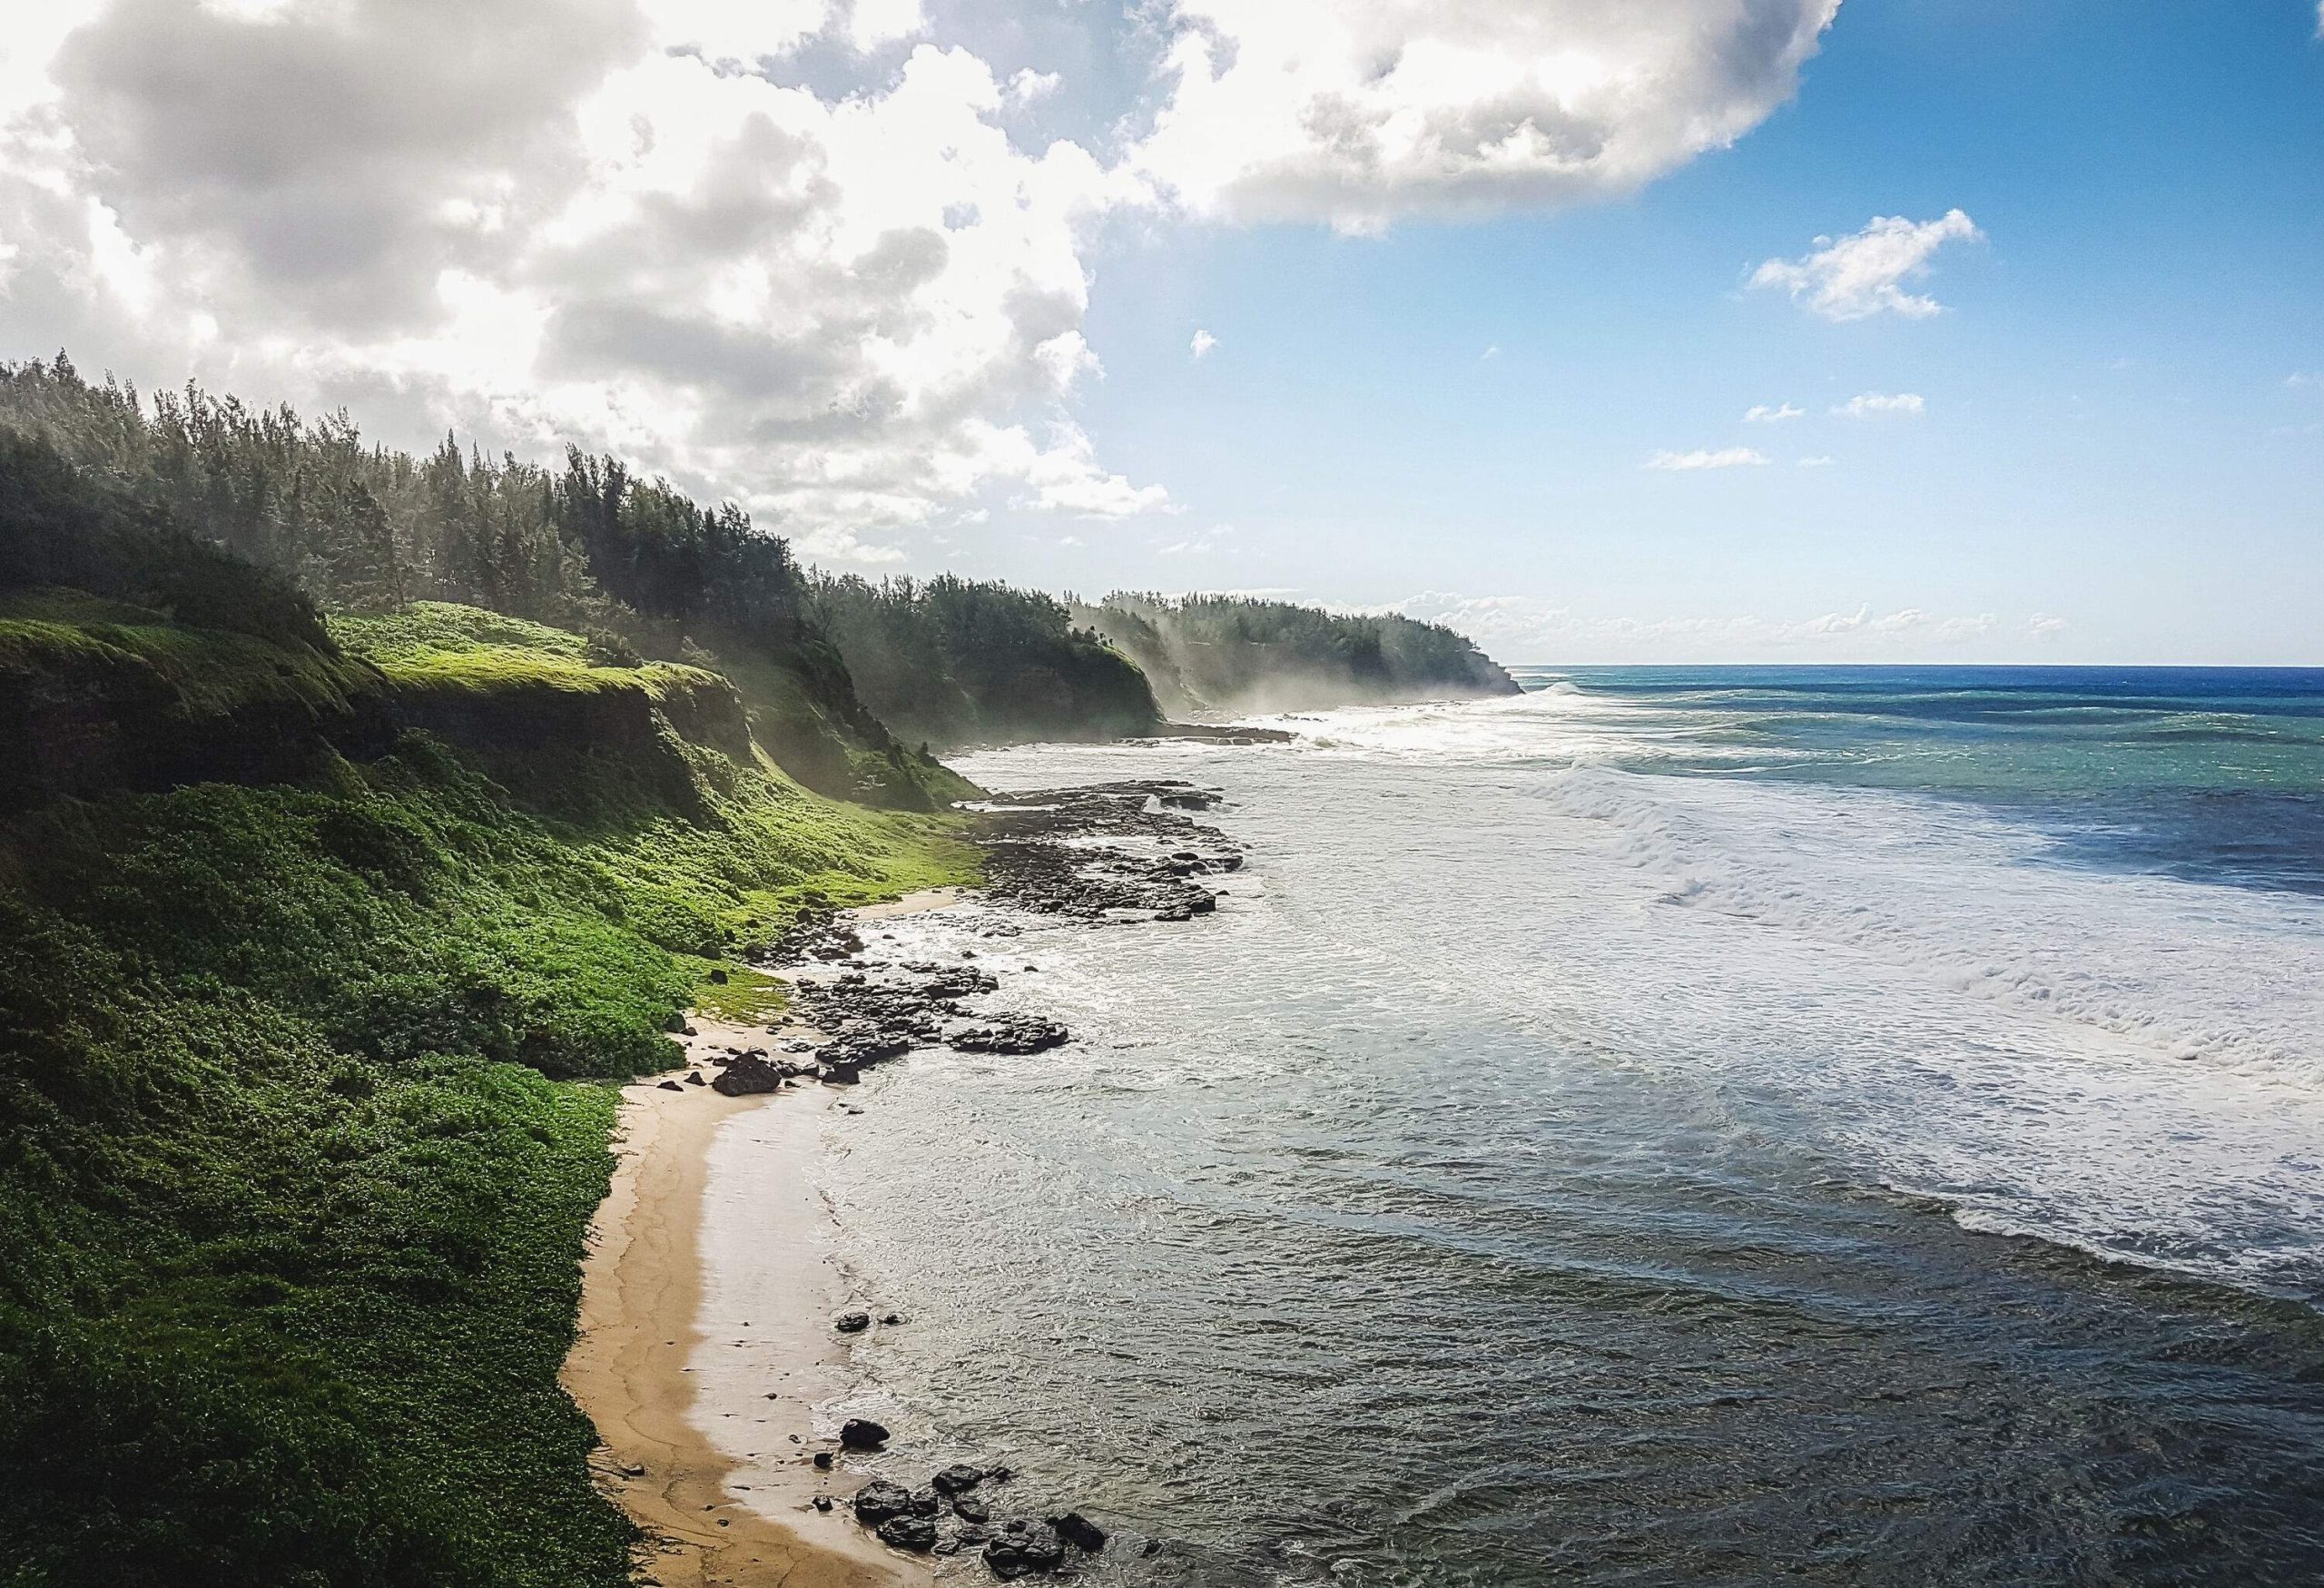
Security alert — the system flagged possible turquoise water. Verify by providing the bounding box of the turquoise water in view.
[1509,666,2324,894]
[813,670,2324,1584]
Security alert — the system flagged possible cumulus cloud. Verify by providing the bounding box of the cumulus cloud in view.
[1132,0,1839,233]
[2027,612,2068,640]
[1743,401,1803,422]
[1189,328,1216,360]
[1797,454,1833,467]
[1749,209,1982,321]
[0,1,1858,557]
[1645,446,1768,470]
[0,0,1161,560]
[1833,391,1925,419]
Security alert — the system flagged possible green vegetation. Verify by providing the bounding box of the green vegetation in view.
[1077,592,1519,715]
[808,572,1160,746]
[0,434,975,1586]
[0,355,960,807]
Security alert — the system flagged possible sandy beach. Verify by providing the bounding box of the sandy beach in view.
[562,891,964,1588]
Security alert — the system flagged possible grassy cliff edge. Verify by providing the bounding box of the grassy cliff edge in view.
[0,595,975,1586]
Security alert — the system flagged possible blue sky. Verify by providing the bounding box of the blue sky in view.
[1,0,2318,662]
[994,1,2324,663]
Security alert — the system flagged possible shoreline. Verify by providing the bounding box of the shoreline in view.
[561,892,966,1588]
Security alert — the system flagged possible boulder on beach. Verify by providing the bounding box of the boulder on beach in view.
[852,1479,912,1525]
[711,1054,783,1095]
[839,1417,890,1450]
[984,1520,1067,1579]
[833,1310,871,1334]
[877,1514,938,1552]
[931,1464,983,1494]
[1050,1512,1107,1552]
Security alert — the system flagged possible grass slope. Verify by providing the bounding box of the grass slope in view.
[0,601,976,1587]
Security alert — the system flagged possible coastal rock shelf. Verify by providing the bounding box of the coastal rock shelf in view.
[971,780,1246,922]
[852,1466,1108,1575]
[646,777,1247,1577]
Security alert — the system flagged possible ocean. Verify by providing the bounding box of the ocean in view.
[814,667,2324,1584]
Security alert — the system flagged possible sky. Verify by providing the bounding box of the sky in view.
[0,0,2319,664]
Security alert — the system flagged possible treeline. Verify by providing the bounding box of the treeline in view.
[806,573,1158,745]
[1078,592,1518,715]
[0,355,942,804]
[0,354,1519,758]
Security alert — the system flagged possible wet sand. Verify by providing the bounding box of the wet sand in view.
[561,890,964,1587]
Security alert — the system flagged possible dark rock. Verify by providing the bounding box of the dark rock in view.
[931,1464,983,1494]
[812,1451,834,1470]
[984,1520,1066,1579]
[852,1479,912,1525]
[907,1487,942,1517]
[839,1418,890,1451]
[707,968,729,984]
[1050,1512,1107,1553]
[711,1054,784,1096]
[878,1514,939,1552]
[683,1071,706,1086]
[820,1060,861,1085]
[949,1019,1068,1056]
[951,1494,990,1525]
[879,1312,902,1327]
[813,1494,833,1513]
[663,1012,689,1033]
[833,1310,872,1334]
[655,1080,684,1091]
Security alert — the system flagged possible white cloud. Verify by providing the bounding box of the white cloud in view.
[1158,523,1232,555]
[2027,612,2068,640]
[1749,209,1983,321]
[1005,66,1060,105]
[0,0,1157,560]
[1833,391,1925,419]
[845,0,923,51]
[1481,343,1500,360]
[996,419,1172,518]
[0,1,1873,557]
[1743,401,1803,423]
[1132,0,1840,233]
[1796,454,1833,467]
[1645,446,1768,470]
[1188,328,1216,360]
